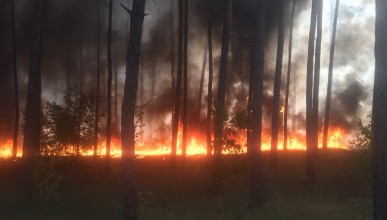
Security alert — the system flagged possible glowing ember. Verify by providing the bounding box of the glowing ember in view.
[0,128,348,158]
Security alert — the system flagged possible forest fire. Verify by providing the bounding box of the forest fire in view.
[0,127,348,159]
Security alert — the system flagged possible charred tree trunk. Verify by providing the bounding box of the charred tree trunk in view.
[212,0,232,188]
[22,0,45,198]
[323,0,339,150]
[312,0,323,158]
[11,0,19,159]
[198,43,208,118]
[120,0,146,219]
[171,0,184,168]
[170,0,176,138]
[206,0,214,157]
[283,0,296,152]
[249,0,265,208]
[106,0,114,162]
[94,0,101,157]
[270,0,285,170]
[182,0,188,158]
[373,1,387,219]
[306,0,317,183]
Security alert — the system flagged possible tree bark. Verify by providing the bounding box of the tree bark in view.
[206,0,214,157]
[374,1,387,218]
[323,0,339,150]
[198,43,208,118]
[312,0,323,158]
[182,0,188,158]
[212,0,232,188]
[171,0,184,169]
[11,0,19,159]
[170,0,176,141]
[94,0,101,157]
[270,0,285,170]
[249,0,265,208]
[306,0,317,183]
[283,0,296,152]
[22,0,45,198]
[120,0,146,219]
[106,0,114,162]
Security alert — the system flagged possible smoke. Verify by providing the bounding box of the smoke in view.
[0,0,375,142]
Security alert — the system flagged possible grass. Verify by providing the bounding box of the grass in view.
[0,150,372,220]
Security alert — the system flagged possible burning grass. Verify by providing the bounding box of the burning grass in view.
[0,150,371,219]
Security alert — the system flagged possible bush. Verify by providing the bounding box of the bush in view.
[350,115,372,165]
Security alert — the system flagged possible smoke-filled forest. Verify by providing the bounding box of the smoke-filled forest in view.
[1,0,387,219]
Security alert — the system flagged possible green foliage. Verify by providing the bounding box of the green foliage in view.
[350,115,372,164]
[41,87,99,155]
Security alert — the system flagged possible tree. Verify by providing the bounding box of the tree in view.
[22,0,46,198]
[106,0,114,162]
[249,0,265,208]
[120,0,146,218]
[270,0,285,170]
[94,0,101,157]
[197,43,208,118]
[182,0,188,158]
[212,0,232,187]
[323,0,339,150]
[312,0,323,157]
[206,0,214,156]
[11,0,19,159]
[171,0,184,168]
[283,0,296,152]
[170,0,175,140]
[305,0,317,183]
[373,0,387,218]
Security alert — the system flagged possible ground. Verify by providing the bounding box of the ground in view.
[0,150,372,220]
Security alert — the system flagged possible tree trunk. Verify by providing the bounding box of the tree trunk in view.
[94,0,101,157]
[171,0,184,169]
[11,0,19,159]
[198,43,208,118]
[149,60,156,140]
[306,0,317,183]
[373,2,387,219]
[312,0,323,158]
[212,0,232,188]
[323,0,339,150]
[170,0,176,141]
[120,0,146,219]
[269,0,285,170]
[105,0,114,175]
[182,0,188,158]
[249,0,265,208]
[22,0,45,198]
[283,0,296,152]
[206,0,214,157]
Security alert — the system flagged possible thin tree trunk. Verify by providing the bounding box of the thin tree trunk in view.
[198,43,208,118]
[11,0,19,159]
[171,0,184,169]
[373,1,387,218]
[149,60,156,139]
[270,0,285,170]
[114,50,119,135]
[312,0,323,158]
[106,0,114,165]
[249,0,265,208]
[94,0,101,157]
[212,0,232,188]
[170,0,176,140]
[22,0,45,198]
[182,0,188,158]
[120,0,146,219]
[306,0,317,183]
[283,0,296,152]
[206,0,213,157]
[323,0,339,150]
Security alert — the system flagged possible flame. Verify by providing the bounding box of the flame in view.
[0,127,348,158]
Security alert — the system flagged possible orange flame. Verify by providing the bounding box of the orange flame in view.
[0,127,348,159]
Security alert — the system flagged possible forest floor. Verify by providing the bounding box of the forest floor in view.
[0,149,371,220]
